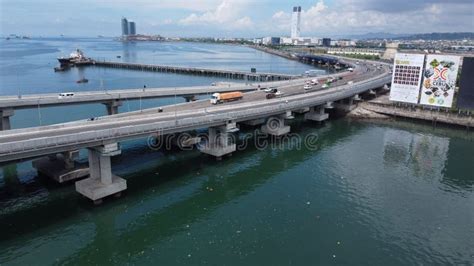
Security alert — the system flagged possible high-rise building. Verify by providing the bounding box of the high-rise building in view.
[322,38,331,47]
[121,17,129,36]
[291,6,301,39]
[128,21,136,35]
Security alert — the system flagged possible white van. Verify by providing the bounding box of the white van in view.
[58,92,75,99]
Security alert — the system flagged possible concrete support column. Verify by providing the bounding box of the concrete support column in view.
[0,108,14,131]
[200,125,237,160]
[62,150,79,170]
[75,143,126,204]
[261,116,290,136]
[304,106,329,122]
[183,95,197,102]
[334,97,357,112]
[104,100,123,115]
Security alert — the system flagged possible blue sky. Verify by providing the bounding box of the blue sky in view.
[1,0,473,37]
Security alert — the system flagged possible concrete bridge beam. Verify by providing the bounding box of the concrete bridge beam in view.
[261,116,290,136]
[0,108,14,131]
[104,100,123,115]
[75,143,126,204]
[200,125,236,160]
[304,106,329,122]
[242,118,266,126]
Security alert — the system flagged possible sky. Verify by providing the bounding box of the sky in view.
[0,0,473,38]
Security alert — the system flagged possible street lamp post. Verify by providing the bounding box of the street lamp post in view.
[37,99,42,126]
[174,87,177,125]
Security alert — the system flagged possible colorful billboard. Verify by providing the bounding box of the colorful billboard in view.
[457,57,474,110]
[389,53,425,104]
[419,55,460,107]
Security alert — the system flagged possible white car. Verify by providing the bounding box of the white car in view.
[310,79,319,85]
[303,84,312,90]
[348,67,354,72]
[322,84,329,89]
[58,92,74,99]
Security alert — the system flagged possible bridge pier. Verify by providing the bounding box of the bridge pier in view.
[104,100,123,115]
[183,95,197,102]
[261,116,290,136]
[200,124,237,160]
[0,108,14,131]
[75,143,126,204]
[334,97,357,112]
[304,106,329,122]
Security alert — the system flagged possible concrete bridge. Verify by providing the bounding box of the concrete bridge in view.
[0,57,391,202]
[0,59,391,204]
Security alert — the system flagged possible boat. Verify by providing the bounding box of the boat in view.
[57,49,89,66]
[76,78,89,83]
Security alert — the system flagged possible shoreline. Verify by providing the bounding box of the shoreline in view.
[348,95,474,129]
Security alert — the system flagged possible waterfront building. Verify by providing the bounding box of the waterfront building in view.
[262,37,281,45]
[128,21,136,35]
[322,38,331,47]
[291,6,301,39]
[121,17,129,36]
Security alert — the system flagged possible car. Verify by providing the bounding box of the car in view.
[322,84,329,89]
[348,67,354,72]
[310,79,319,85]
[211,82,216,86]
[266,93,276,99]
[87,117,98,121]
[58,92,74,99]
[347,81,354,85]
[303,84,312,90]
[266,90,283,99]
[264,87,277,93]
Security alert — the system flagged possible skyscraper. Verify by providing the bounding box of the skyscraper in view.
[121,17,129,36]
[291,6,301,39]
[128,21,136,35]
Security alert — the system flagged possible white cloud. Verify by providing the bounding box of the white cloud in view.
[268,0,473,36]
[94,0,223,12]
[178,0,253,29]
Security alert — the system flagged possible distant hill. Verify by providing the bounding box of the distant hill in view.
[340,32,474,40]
[342,32,408,40]
[397,32,474,40]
